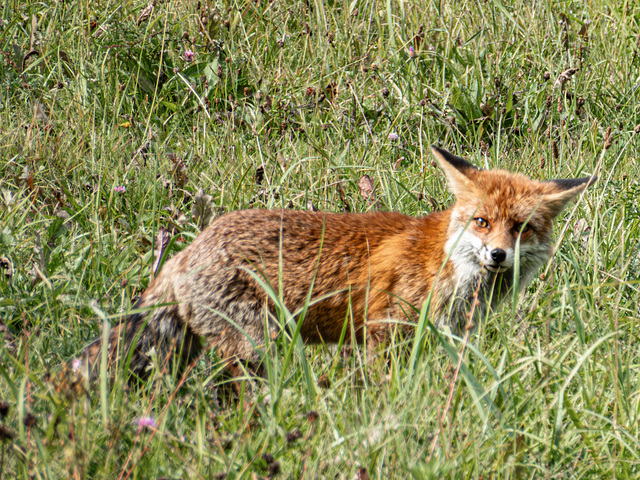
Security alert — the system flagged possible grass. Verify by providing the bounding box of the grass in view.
[1,0,640,477]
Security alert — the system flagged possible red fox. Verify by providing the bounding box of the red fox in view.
[84,146,595,378]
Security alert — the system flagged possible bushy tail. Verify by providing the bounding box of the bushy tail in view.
[82,302,202,381]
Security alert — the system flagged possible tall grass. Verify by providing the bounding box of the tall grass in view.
[1,0,639,477]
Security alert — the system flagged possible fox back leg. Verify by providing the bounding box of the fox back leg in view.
[84,247,277,380]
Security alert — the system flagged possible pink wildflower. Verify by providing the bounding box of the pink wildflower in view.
[71,358,81,372]
[133,416,157,431]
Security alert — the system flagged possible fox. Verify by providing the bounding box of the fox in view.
[84,146,595,379]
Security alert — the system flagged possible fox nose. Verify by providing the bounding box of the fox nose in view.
[491,248,506,263]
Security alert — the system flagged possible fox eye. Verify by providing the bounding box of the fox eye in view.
[475,217,489,228]
[515,222,531,234]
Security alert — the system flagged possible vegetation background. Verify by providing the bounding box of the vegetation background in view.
[1,0,639,477]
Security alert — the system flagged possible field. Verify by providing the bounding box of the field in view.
[1,0,640,478]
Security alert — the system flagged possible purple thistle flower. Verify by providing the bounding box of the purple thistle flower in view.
[133,416,157,430]
[388,132,400,141]
[184,50,195,62]
[115,186,126,193]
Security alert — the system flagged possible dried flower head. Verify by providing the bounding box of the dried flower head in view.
[0,425,15,441]
[23,412,37,428]
[356,467,369,480]
[285,429,302,443]
[604,126,613,149]
[268,461,281,476]
[0,400,9,419]
[317,374,331,389]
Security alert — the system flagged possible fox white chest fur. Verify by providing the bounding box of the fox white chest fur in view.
[85,146,595,378]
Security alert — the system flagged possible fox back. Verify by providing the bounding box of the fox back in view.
[84,146,595,378]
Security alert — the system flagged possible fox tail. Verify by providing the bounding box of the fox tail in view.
[82,302,201,381]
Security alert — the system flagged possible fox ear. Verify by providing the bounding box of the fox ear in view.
[542,176,597,217]
[430,146,481,199]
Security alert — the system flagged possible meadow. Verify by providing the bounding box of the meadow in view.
[1,0,640,477]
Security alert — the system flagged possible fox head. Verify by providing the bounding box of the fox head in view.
[431,145,596,296]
